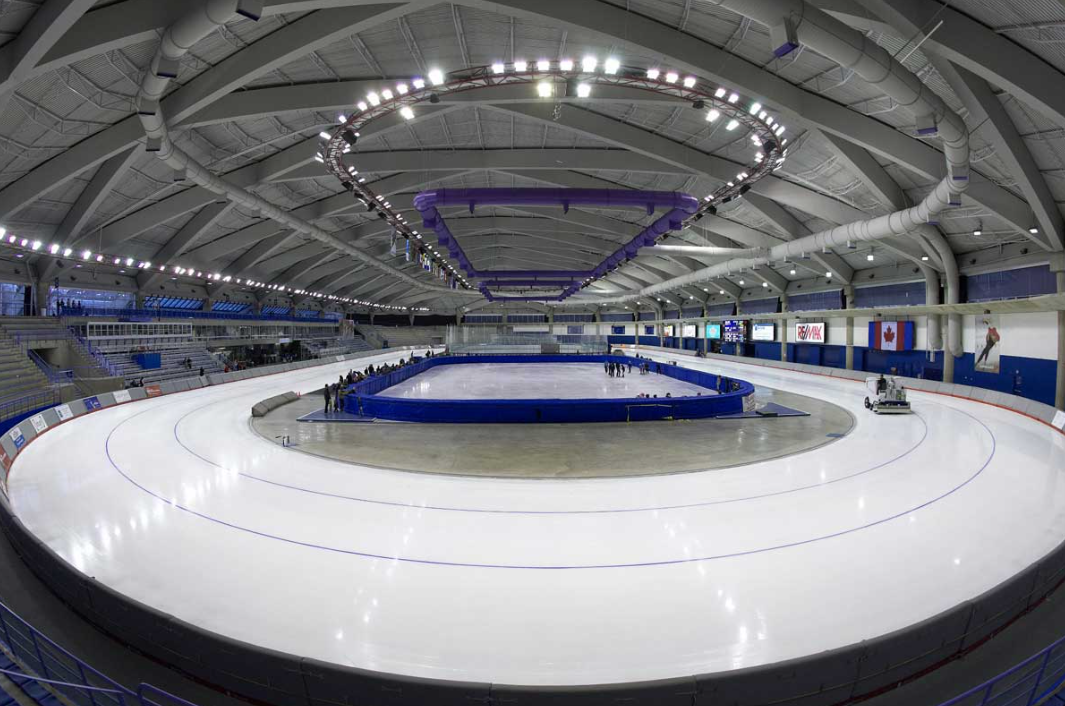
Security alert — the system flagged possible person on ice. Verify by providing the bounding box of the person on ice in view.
[323,383,332,414]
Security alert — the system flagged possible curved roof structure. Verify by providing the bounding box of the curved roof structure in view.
[0,0,1062,315]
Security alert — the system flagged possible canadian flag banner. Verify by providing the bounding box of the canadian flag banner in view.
[868,321,915,351]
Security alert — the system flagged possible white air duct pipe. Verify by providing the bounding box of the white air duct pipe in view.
[135,0,467,297]
[584,0,969,364]
[652,244,764,256]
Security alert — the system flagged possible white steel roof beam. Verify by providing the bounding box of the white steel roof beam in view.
[0,3,423,219]
[461,0,1032,240]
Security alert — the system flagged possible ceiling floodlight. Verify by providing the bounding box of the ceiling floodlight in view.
[725,119,739,130]
[576,82,591,98]
[63,248,72,257]
[728,92,739,103]
[537,59,550,71]
[396,83,408,95]
[749,101,762,114]
[682,76,696,88]
[356,101,368,111]
[665,71,678,83]
[604,57,620,74]
[492,62,505,74]
[400,106,415,120]
[714,87,726,98]
[318,131,331,140]
[537,81,553,98]
[427,68,444,85]
[581,56,597,72]
[381,89,393,100]
[367,92,380,106]
[646,68,660,80]
[514,60,527,72]
[706,109,720,122]
[559,59,574,71]
[412,78,425,89]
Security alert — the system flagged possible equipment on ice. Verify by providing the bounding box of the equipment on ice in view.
[864,375,912,414]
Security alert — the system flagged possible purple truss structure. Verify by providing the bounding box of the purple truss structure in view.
[412,188,700,301]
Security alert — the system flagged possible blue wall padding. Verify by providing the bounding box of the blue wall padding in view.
[132,352,161,369]
[344,354,753,423]
[965,265,1057,303]
[854,281,925,308]
[754,344,1057,405]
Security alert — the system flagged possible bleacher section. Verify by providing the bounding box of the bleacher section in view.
[356,324,445,349]
[94,343,223,386]
[0,327,49,403]
[300,335,373,358]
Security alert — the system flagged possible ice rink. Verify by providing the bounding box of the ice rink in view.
[6,349,1065,686]
[380,361,711,399]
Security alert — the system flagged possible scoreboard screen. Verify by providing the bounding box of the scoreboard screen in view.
[722,319,748,343]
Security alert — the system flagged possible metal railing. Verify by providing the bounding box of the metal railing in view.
[70,333,120,378]
[26,349,73,386]
[937,635,1065,706]
[0,599,190,706]
[58,306,341,323]
[0,389,58,423]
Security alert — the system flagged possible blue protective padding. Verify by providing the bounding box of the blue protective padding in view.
[344,355,753,423]
[132,352,161,369]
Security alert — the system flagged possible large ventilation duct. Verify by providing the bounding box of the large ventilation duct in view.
[583,0,968,365]
[135,0,466,298]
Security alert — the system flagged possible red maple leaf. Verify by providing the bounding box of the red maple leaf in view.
[884,326,895,343]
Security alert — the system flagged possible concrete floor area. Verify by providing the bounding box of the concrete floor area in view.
[252,385,853,478]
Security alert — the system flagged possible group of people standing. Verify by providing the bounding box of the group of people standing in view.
[604,359,631,378]
[322,350,437,414]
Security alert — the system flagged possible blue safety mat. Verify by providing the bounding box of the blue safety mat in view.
[716,402,809,419]
[297,409,378,423]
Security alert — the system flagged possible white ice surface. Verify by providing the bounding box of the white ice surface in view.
[381,362,710,399]
[6,349,1065,686]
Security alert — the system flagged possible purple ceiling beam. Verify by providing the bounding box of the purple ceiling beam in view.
[414,188,699,302]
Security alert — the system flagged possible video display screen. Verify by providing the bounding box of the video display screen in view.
[682,323,697,338]
[722,319,748,343]
[752,323,775,341]
[705,323,721,340]
[663,324,675,337]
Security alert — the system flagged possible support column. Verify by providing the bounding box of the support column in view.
[844,285,855,370]
[734,298,743,357]
[780,293,789,362]
[455,311,462,325]
[135,290,145,309]
[1056,266,1065,410]
[943,335,956,384]
[408,312,415,326]
[33,280,48,316]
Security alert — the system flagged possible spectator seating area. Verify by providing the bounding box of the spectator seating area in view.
[356,324,445,348]
[300,335,372,358]
[0,327,50,404]
[93,342,224,386]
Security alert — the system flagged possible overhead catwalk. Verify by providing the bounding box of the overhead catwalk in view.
[5,350,1065,688]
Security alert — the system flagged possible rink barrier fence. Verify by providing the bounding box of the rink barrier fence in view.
[0,346,1063,706]
[251,391,299,417]
[344,354,754,423]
